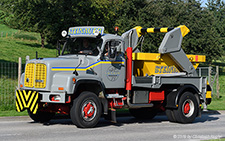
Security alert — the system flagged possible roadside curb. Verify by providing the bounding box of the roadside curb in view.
[202,110,225,115]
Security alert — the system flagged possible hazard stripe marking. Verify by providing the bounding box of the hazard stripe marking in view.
[15,90,39,114]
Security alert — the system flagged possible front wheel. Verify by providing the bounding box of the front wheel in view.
[70,91,102,128]
[28,110,55,123]
[173,92,198,123]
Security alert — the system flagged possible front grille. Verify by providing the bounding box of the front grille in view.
[24,63,47,88]
[35,64,47,88]
[24,63,35,87]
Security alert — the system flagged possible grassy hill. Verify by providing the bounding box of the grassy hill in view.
[0,23,56,63]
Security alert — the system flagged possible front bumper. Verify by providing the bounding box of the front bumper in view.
[40,92,66,103]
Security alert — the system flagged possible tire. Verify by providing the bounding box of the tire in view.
[165,109,176,122]
[129,108,158,119]
[28,110,55,123]
[70,91,102,128]
[173,92,198,123]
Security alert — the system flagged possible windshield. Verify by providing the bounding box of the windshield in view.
[61,37,102,56]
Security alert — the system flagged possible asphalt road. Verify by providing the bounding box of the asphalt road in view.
[0,111,225,141]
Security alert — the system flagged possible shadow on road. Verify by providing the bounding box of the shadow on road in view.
[28,110,221,128]
[194,110,220,123]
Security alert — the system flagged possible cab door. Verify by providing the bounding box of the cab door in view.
[101,40,125,88]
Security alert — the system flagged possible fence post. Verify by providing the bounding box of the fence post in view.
[18,57,22,90]
[216,66,220,99]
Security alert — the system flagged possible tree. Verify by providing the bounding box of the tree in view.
[206,0,225,53]
[45,0,121,45]
[2,0,224,62]
[115,0,223,63]
[7,0,53,48]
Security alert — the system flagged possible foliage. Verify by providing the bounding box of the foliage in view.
[0,0,225,62]
[114,0,223,63]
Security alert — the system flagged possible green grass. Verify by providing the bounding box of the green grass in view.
[0,24,18,37]
[207,73,225,110]
[0,23,56,64]
[0,110,28,117]
[204,139,225,141]
[0,37,56,63]
[0,76,17,111]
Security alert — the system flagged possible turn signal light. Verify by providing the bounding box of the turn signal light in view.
[58,87,64,90]
[72,78,76,84]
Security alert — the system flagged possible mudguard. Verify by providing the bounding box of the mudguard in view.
[166,85,200,109]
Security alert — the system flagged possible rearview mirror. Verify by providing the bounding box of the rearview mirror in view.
[108,41,117,61]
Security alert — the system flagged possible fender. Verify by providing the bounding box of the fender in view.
[166,85,200,109]
[74,79,108,115]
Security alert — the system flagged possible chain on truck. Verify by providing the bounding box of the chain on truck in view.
[16,25,212,128]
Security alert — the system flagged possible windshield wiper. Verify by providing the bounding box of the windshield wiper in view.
[73,60,82,76]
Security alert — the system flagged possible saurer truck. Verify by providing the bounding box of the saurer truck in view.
[16,25,212,128]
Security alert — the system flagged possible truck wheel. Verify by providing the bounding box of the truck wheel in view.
[129,108,157,119]
[28,110,55,123]
[70,91,102,128]
[165,109,176,122]
[173,92,198,123]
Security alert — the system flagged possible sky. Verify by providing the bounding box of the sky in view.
[201,0,225,7]
[201,0,209,7]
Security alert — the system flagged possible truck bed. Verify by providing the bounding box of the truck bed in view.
[132,53,205,77]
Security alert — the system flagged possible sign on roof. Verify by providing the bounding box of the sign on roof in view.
[68,26,104,37]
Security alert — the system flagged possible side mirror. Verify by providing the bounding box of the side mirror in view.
[108,45,117,61]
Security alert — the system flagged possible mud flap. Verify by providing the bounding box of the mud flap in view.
[104,108,117,123]
[15,90,39,114]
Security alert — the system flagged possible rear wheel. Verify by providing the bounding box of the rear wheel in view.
[173,92,198,123]
[70,91,102,128]
[28,110,55,123]
[129,108,158,119]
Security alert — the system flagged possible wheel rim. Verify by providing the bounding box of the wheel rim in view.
[182,99,194,117]
[81,100,97,122]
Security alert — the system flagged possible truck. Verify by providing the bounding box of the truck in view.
[16,25,212,128]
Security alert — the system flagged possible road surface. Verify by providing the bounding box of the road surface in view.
[0,111,224,141]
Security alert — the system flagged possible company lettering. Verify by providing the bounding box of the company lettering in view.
[68,27,103,36]
[155,66,179,73]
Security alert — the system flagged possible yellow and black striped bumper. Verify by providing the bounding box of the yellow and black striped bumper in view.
[15,90,39,114]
